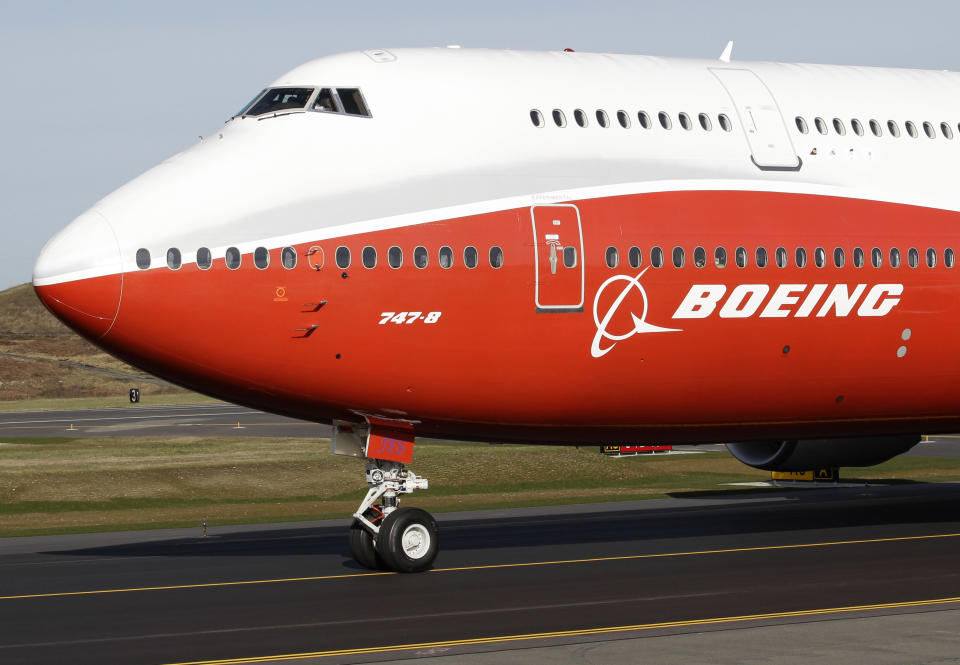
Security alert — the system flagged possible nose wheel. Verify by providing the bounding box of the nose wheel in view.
[350,460,437,572]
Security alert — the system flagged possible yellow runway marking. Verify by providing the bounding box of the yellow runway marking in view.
[3,531,959,601]
[161,595,960,664]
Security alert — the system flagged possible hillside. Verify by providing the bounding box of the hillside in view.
[0,283,192,402]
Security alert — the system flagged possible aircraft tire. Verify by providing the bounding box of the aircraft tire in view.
[375,507,438,573]
[348,514,383,570]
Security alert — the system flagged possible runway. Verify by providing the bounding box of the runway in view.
[0,403,331,438]
[2,404,960,458]
[1,483,960,664]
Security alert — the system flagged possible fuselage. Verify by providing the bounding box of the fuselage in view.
[32,47,960,444]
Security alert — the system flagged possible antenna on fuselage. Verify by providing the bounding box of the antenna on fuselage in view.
[719,41,733,63]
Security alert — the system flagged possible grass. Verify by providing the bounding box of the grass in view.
[1,435,959,538]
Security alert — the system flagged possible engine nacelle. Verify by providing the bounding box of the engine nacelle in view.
[725,435,919,471]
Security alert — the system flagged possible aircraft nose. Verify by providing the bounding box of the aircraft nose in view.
[33,210,123,340]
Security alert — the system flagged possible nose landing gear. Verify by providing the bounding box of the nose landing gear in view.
[349,460,438,572]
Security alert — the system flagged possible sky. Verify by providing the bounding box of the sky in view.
[2,0,959,291]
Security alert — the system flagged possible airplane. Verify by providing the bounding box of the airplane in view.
[32,45,960,572]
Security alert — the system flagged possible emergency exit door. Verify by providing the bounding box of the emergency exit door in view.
[710,68,801,171]
[531,204,584,311]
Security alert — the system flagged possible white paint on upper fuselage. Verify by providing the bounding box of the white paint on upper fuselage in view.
[34,47,960,286]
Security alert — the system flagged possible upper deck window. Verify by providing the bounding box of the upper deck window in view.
[243,87,315,117]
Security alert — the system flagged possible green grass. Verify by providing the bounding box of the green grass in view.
[1,434,959,538]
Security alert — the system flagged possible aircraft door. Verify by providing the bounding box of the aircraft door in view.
[531,204,584,312]
[710,68,801,171]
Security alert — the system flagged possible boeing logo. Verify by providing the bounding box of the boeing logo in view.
[591,268,681,358]
[592,277,904,358]
[672,283,903,319]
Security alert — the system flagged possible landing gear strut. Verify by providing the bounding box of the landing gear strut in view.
[349,460,438,572]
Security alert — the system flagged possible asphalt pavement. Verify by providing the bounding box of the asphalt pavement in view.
[1,485,960,664]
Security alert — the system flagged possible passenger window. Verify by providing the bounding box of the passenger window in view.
[870,119,883,136]
[574,109,588,127]
[832,118,846,135]
[439,246,454,269]
[795,247,807,268]
[718,114,733,132]
[941,122,954,139]
[280,247,298,270]
[362,246,377,268]
[617,110,631,128]
[714,246,727,268]
[605,246,619,268]
[388,246,403,269]
[853,247,864,268]
[693,246,706,268]
[905,121,918,138]
[282,246,298,269]
[699,113,712,131]
[651,246,664,268]
[136,248,151,270]
[923,121,936,139]
[464,246,478,269]
[489,246,504,268]
[530,110,544,127]
[596,109,609,128]
[658,112,672,130]
[253,246,269,269]
[795,116,808,134]
[225,247,241,270]
[851,119,864,136]
[637,111,651,129]
[834,247,845,268]
[871,247,882,268]
[672,246,685,268]
[628,246,642,268]
[679,112,692,130]
[337,88,371,117]
[563,246,577,268]
[815,117,828,135]
[414,246,428,269]
[814,247,826,268]
[313,88,340,113]
[775,246,787,268]
[166,248,181,270]
[197,247,212,270]
[888,120,901,137]
[246,87,315,116]
[552,109,566,127]
[308,245,323,270]
[756,247,768,268]
[735,246,748,268]
[890,248,901,268]
[926,247,937,268]
[946,248,955,268]
[908,247,919,268]
[335,246,351,269]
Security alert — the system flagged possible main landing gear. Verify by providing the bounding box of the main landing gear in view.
[349,459,438,572]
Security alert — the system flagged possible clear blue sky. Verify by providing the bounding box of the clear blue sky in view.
[2,0,957,290]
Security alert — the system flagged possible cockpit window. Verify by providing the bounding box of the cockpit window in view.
[235,89,266,117]
[313,88,372,117]
[243,87,315,117]
[314,88,341,113]
[338,88,371,116]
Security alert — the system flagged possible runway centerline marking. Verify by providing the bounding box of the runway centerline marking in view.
[3,531,959,601]
[159,596,960,664]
